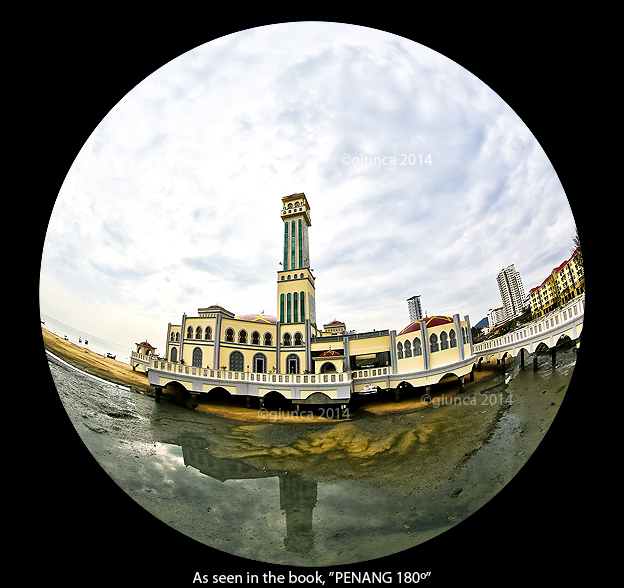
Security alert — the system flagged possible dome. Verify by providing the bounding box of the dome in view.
[235,313,278,324]
[398,315,454,336]
[320,349,342,357]
[136,340,156,349]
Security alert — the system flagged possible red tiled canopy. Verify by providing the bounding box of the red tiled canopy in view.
[398,315,454,336]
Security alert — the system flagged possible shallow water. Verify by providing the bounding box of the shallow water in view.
[47,347,577,567]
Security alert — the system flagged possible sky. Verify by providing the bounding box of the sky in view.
[39,22,578,355]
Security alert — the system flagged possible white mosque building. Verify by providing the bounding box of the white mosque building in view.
[136,193,477,409]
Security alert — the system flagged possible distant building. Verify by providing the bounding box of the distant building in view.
[528,248,584,318]
[497,264,526,321]
[406,295,423,323]
[323,319,346,336]
[487,307,506,328]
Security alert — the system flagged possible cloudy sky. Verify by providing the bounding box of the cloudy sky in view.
[39,22,578,353]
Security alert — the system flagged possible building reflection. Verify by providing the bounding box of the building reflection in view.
[179,435,317,553]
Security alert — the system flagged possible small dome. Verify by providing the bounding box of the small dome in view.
[399,315,454,336]
[236,313,278,324]
[136,340,156,349]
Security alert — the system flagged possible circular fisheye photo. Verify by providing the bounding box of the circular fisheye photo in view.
[40,22,584,573]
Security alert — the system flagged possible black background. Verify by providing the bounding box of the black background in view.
[31,18,594,586]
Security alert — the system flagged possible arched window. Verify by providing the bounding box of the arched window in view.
[287,293,292,323]
[239,330,247,344]
[397,341,404,360]
[294,332,303,346]
[253,353,267,373]
[404,339,412,358]
[280,294,285,323]
[413,337,422,356]
[440,331,449,350]
[286,353,299,374]
[205,326,212,340]
[187,326,193,339]
[300,291,305,320]
[430,333,439,352]
[192,347,202,368]
[195,326,202,339]
[229,350,244,372]
[283,332,291,346]
[170,347,178,362]
[264,332,272,346]
[252,331,260,345]
[320,362,336,373]
[170,331,175,341]
[449,329,457,348]
[225,328,234,342]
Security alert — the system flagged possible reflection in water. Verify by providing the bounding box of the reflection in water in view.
[280,476,317,552]
[49,346,578,566]
[181,434,318,553]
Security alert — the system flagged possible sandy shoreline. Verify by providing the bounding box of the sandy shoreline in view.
[42,325,498,422]
[42,326,152,392]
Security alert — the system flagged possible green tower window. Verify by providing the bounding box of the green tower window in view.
[298,218,303,268]
[293,291,299,322]
[287,293,292,323]
[283,223,289,270]
[280,294,285,323]
[291,220,296,269]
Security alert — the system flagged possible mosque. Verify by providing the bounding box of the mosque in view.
[141,193,476,408]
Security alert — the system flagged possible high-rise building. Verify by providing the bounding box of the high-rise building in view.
[528,248,584,318]
[496,264,525,321]
[406,295,423,323]
[487,306,506,328]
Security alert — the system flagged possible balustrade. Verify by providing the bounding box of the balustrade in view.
[474,295,584,353]
[149,359,351,385]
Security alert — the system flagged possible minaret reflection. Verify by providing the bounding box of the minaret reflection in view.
[179,435,317,552]
[279,474,317,552]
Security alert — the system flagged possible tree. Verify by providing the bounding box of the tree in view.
[572,226,583,281]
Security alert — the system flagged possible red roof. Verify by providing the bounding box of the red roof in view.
[399,315,454,336]
[320,349,342,357]
[136,341,156,349]
[235,313,278,324]
[528,248,579,294]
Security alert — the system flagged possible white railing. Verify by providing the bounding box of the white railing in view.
[352,367,390,379]
[150,359,351,385]
[474,294,584,354]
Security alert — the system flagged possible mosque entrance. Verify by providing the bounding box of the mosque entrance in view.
[286,354,300,374]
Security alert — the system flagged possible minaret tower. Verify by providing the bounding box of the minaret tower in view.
[277,193,316,329]
[276,193,317,373]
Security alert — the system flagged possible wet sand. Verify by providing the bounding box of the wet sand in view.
[41,326,152,392]
[45,337,578,567]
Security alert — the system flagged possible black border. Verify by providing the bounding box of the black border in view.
[33,19,592,585]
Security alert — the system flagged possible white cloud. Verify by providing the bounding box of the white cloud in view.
[40,22,577,350]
